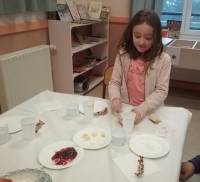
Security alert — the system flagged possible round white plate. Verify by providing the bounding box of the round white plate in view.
[73,128,111,150]
[0,116,24,134]
[79,100,108,114]
[38,141,84,169]
[129,134,170,158]
[4,168,52,182]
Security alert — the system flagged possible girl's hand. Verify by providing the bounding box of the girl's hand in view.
[111,98,122,113]
[131,109,141,125]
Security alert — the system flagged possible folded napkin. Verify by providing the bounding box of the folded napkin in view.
[113,153,160,182]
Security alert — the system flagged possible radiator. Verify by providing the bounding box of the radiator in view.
[0,45,53,112]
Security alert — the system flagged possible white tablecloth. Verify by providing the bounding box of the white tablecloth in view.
[0,90,192,182]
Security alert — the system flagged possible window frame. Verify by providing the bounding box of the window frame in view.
[182,0,200,36]
[161,0,200,38]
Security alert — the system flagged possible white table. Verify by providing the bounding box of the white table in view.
[0,90,192,182]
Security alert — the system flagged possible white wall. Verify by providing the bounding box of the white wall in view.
[101,0,129,17]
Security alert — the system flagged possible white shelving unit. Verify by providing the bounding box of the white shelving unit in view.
[48,19,109,94]
[164,39,200,83]
[165,39,200,70]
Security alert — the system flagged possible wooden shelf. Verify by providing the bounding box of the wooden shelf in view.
[73,58,107,78]
[72,38,107,54]
[75,75,104,95]
[71,21,102,28]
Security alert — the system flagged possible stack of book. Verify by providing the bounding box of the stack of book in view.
[56,0,110,23]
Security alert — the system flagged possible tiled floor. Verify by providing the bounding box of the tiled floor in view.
[87,84,200,181]
[165,88,200,159]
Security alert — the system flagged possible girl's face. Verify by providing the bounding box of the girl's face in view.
[132,23,153,53]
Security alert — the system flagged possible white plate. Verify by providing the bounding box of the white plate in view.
[129,134,170,158]
[38,141,84,169]
[4,168,52,182]
[79,100,108,114]
[0,116,24,134]
[73,128,111,150]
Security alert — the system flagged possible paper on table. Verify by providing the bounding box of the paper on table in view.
[0,116,24,134]
[79,100,108,114]
[113,153,160,182]
[34,100,64,114]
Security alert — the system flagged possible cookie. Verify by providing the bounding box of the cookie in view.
[148,113,161,124]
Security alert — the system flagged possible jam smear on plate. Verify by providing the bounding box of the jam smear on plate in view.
[51,147,77,165]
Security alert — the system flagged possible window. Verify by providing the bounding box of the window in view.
[161,0,184,27]
[160,0,200,36]
[189,0,200,30]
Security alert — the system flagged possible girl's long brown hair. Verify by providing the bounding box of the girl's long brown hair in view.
[119,10,163,62]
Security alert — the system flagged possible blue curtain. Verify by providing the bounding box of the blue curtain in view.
[0,0,56,15]
[130,0,163,17]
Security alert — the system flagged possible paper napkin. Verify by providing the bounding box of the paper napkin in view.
[113,153,160,182]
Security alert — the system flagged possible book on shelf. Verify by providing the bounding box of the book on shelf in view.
[73,62,97,74]
[100,6,110,21]
[65,1,107,23]
[76,2,103,22]
[167,20,181,39]
[56,1,110,23]
[73,66,87,73]
[56,3,72,22]
[76,4,88,20]
[73,50,98,74]
[66,0,81,22]
[72,30,104,46]
[88,1,102,19]
[85,36,102,42]
[71,30,84,47]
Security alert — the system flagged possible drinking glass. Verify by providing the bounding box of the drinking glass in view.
[21,117,35,140]
[83,100,94,120]
[0,123,10,145]
[121,112,136,138]
[111,127,126,146]
[65,103,79,120]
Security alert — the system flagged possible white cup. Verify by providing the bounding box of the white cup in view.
[121,112,136,138]
[0,123,10,145]
[83,100,94,120]
[21,117,35,140]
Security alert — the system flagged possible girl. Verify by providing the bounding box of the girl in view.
[109,10,172,124]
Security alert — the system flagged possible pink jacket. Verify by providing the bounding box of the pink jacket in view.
[108,51,172,120]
